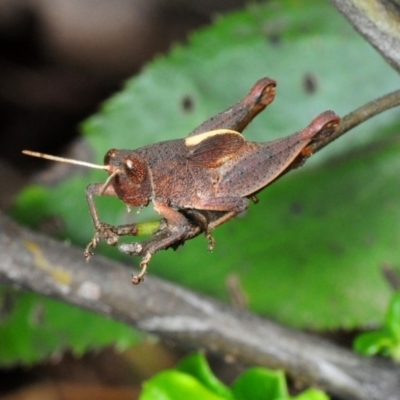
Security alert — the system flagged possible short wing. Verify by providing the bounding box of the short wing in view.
[185,129,244,168]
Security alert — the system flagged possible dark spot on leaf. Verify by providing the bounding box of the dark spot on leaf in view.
[0,291,15,323]
[267,33,281,46]
[181,95,195,112]
[290,201,303,215]
[328,241,345,255]
[30,303,46,326]
[303,73,318,94]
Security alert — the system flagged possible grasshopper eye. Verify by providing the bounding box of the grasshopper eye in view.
[123,156,146,184]
[104,149,117,165]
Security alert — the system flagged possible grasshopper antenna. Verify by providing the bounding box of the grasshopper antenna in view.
[22,150,121,194]
[22,150,109,171]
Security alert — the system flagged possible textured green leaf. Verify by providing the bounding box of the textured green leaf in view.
[354,291,400,361]
[289,388,330,400]
[353,330,393,357]
[0,286,141,366]
[139,370,226,400]
[12,0,400,340]
[139,353,328,400]
[386,291,400,339]
[177,353,231,398]
[231,368,288,400]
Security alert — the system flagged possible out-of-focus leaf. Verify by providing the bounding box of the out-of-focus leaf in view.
[387,291,400,340]
[139,370,227,400]
[231,368,288,400]
[354,291,400,361]
[0,287,141,366]
[353,330,393,357]
[139,353,329,400]
[288,388,331,400]
[177,353,231,398]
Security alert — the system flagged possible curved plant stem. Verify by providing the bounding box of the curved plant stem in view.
[314,88,400,153]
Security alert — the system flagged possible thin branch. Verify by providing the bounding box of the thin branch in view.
[313,88,400,152]
[0,212,400,400]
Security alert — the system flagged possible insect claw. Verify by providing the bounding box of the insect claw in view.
[84,247,94,261]
[206,231,215,252]
[132,252,152,285]
[84,233,101,260]
[131,273,144,285]
[250,195,259,204]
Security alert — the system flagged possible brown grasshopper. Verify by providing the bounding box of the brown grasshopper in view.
[23,78,340,284]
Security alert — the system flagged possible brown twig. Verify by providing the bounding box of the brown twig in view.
[314,88,400,153]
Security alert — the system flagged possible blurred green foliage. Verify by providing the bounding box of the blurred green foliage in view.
[354,291,400,361]
[139,352,329,400]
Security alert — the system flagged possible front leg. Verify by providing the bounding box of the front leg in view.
[119,198,248,284]
[120,202,194,284]
[84,183,144,260]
